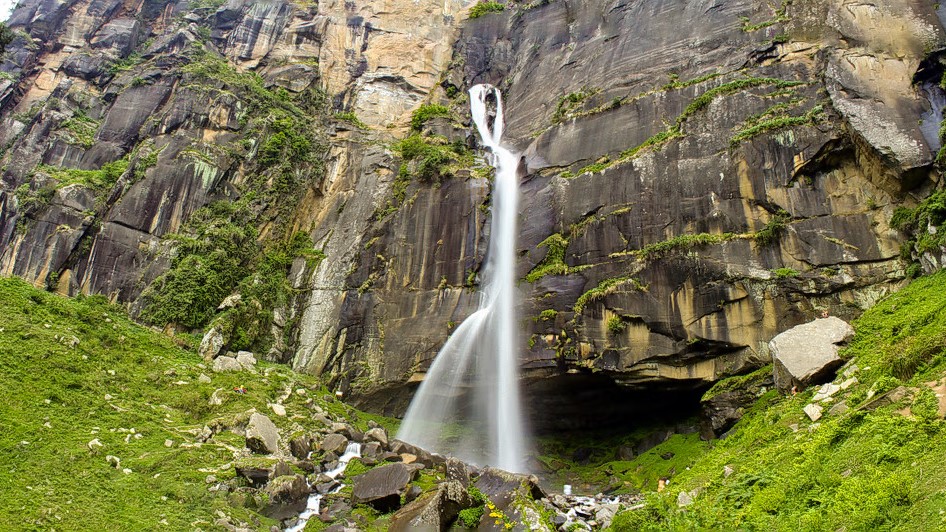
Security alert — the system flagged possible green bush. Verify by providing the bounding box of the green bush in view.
[607,315,626,334]
[457,506,484,528]
[410,104,451,131]
[754,210,790,246]
[392,134,471,182]
[574,277,644,314]
[525,233,569,282]
[469,1,505,19]
[141,200,258,329]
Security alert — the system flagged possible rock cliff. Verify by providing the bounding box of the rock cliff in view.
[1,0,944,430]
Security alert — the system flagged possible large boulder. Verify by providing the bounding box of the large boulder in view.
[388,480,472,532]
[212,356,242,373]
[700,370,774,437]
[199,326,224,361]
[364,427,389,447]
[245,413,280,454]
[770,317,854,391]
[351,462,416,512]
[235,465,271,488]
[474,468,546,510]
[264,474,310,504]
[320,433,349,454]
[389,439,445,468]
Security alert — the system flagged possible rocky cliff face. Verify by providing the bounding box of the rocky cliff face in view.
[2,0,944,430]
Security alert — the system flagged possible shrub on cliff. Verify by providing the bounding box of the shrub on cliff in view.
[469,1,505,19]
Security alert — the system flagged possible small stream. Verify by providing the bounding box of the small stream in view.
[285,442,362,532]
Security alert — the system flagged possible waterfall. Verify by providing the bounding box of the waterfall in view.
[396,84,527,473]
[919,80,946,153]
[286,442,362,532]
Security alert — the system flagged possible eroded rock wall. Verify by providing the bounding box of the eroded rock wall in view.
[314,0,945,424]
[2,0,944,428]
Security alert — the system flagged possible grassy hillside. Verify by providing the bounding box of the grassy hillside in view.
[607,271,946,530]
[4,268,946,530]
[0,277,396,530]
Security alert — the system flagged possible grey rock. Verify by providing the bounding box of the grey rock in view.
[289,436,312,460]
[812,383,842,402]
[330,423,363,442]
[316,479,339,494]
[445,457,470,486]
[236,351,257,369]
[771,317,854,391]
[617,445,635,461]
[677,490,698,507]
[595,504,619,528]
[351,462,416,511]
[245,413,279,454]
[264,474,310,504]
[218,293,242,309]
[803,403,823,422]
[271,461,293,479]
[235,465,271,488]
[320,433,349,454]
[212,356,242,373]
[361,441,382,460]
[199,327,225,361]
[828,401,850,416]
[861,386,910,411]
[364,427,388,447]
[388,480,471,531]
[90,18,140,56]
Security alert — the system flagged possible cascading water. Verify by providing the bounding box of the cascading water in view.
[396,84,527,473]
[286,442,362,532]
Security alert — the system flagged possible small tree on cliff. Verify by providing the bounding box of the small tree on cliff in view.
[0,23,13,56]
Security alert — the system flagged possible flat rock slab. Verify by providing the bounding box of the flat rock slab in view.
[770,317,854,391]
[804,403,823,422]
[351,462,415,512]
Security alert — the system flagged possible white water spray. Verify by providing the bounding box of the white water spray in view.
[396,84,526,473]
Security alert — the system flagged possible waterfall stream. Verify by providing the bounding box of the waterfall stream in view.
[286,442,362,532]
[396,84,527,473]
[920,80,946,153]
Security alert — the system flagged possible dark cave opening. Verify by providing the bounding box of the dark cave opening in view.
[522,373,711,436]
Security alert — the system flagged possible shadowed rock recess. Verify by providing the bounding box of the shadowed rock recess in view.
[1,0,944,431]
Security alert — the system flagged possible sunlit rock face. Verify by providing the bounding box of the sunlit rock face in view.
[1,0,944,427]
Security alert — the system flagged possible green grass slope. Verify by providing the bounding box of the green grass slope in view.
[610,271,946,530]
[0,277,396,530]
